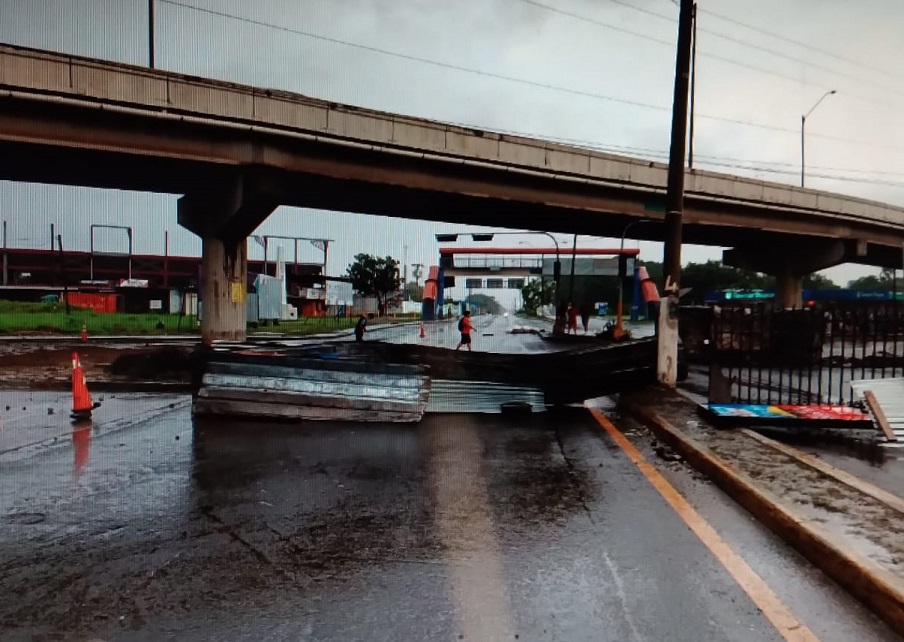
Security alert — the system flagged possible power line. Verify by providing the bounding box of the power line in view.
[157,0,904,153]
[698,7,904,86]
[444,120,904,182]
[696,31,904,107]
[158,0,669,112]
[516,0,674,46]
[518,0,904,109]
[601,0,904,87]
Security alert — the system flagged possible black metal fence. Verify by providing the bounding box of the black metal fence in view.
[685,301,904,406]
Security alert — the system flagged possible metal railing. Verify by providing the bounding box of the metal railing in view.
[695,301,904,406]
[451,256,544,270]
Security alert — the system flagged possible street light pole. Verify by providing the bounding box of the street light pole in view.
[800,89,836,187]
[615,219,651,338]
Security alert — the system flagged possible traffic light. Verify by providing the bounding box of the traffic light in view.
[553,260,561,281]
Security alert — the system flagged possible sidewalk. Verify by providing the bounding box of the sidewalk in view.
[620,386,904,635]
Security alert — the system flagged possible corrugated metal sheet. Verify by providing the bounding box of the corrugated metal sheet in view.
[194,358,430,422]
[425,380,546,414]
[850,377,904,443]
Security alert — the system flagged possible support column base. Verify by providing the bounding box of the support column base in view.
[200,236,247,346]
[657,294,679,387]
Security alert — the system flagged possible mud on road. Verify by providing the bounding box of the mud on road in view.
[0,342,200,390]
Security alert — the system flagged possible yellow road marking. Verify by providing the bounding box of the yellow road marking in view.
[587,406,820,642]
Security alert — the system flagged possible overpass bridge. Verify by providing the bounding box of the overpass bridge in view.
[438,247,639,278]
[2,43,904,341]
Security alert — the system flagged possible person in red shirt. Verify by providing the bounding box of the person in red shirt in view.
[455,310,474,351]
[566,303,579,335]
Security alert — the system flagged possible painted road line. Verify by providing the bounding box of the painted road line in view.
[587,406,820,642]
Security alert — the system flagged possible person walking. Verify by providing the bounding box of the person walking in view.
[354,314,368,342]
[566,303,579,335]
[580,304,591,334]
[455,310,473,351]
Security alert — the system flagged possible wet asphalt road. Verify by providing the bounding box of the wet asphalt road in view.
[1,392,898,641]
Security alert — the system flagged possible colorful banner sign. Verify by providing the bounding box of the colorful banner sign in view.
[706,404,869,421]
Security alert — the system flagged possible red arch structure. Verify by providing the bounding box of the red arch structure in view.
[438,247,640,256]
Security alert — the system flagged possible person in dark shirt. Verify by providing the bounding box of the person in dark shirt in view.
[354,314,368,342]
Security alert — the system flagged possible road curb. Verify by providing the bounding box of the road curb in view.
[740,428,904,516]
[622,395,904,635]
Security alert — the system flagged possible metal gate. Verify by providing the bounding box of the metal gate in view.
[705,301,904,406]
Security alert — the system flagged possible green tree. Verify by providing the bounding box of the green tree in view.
[347,253,402,315]
[802,273,839,290]
[638,260,662,288]
[403,281,424,302]
[847,274,888,290]
[466,293,502,315]
[675,261,770,302]
[633,259,842,301]
[520,278,556,315]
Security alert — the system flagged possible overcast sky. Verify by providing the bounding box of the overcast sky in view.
[1,0,903,291]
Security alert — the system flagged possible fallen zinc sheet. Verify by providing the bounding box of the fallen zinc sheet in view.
[850,377,904,443]
[425,380,546,414]
[193,356,431,423]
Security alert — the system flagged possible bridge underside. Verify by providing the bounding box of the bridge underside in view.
[1,95,903,337]
[0,97,900,270]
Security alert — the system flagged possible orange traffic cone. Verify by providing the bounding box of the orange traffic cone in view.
[419,324,426,339]
[81,322,88,342]
[70,352,100,420]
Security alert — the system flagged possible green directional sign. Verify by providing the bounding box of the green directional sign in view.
[724,290,773,300]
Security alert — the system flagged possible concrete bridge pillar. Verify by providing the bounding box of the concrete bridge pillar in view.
[723,238,847,309]
[774,268,803,309]
[199,236,248,344]
[178,171,277,345]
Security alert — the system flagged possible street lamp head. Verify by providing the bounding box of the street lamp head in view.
[829,89,837,95]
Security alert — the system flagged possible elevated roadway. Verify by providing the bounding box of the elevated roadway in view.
[2,43,904,337]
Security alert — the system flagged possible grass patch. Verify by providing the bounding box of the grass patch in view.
[0,301,418,336]
[0,302,193,335]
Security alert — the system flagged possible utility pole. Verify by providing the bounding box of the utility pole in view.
[568,234,578,304]
[658,0,695,387]
[688,2,697,169]
[57,235,71,315]
[2,221,7,287]
[148,0,155,69]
